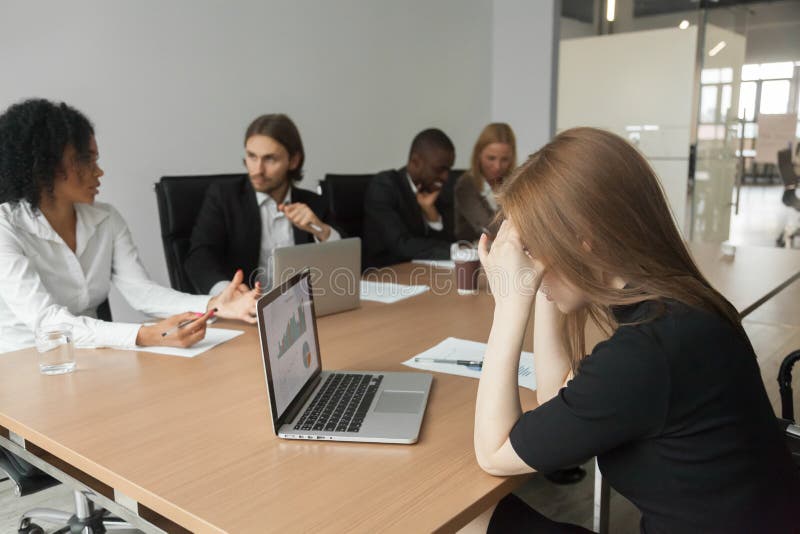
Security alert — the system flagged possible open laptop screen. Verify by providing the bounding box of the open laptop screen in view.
[257,271,322,424]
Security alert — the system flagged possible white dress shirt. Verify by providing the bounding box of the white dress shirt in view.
[0,201,211,353]
[406,174,444,231]
[254,189,295,291]
[208,188,341,295]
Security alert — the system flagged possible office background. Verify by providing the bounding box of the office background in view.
[2,1,800,532]
[561,0,800,63]
[0,0,559,321]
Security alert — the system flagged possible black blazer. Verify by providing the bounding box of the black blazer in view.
[363,167,451,269]
[184,175,330,293]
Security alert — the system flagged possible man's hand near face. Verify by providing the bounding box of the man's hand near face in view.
[416,187,442,223]
[279,202,332,241]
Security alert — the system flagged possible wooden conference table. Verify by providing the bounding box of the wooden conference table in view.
[0,243,798,533]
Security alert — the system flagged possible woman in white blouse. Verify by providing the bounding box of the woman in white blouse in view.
[0,99,259,353]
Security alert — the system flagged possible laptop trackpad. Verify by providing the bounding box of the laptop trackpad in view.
[374,391,425,414]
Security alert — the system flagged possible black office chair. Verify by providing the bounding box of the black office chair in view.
[154,174,242,293]
[777,149,800,209]
[775,149,800,248]
[438,169,464,242]
[1,447,136,533]
[778,350,800,470]
[0,449,60,497]
[317,173,374,242]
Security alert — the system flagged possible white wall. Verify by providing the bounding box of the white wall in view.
[1,1,559,320]
[1,1,510,320]
[492,0,560,157]
[558,28,699,231]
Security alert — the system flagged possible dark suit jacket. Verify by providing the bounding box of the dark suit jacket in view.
[184,175,330,293]
[363,167,452,269]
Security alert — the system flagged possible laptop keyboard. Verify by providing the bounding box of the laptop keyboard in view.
[294,373,384,433]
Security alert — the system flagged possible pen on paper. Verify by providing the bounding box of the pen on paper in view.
[161,308,217,337]
[414,357,483,369]
[414,357,535,379]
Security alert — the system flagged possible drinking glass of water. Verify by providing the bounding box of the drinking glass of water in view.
[35,324,76,375]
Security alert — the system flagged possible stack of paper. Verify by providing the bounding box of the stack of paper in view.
[404,337,536,391]
[360,280,429,304]
[411,259,455,270]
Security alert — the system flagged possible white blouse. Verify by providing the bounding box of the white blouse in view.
[480,179,498,211]
[0,201,211,353]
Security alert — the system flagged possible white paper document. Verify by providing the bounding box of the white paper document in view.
[360,280,429,304]
[404,337,536,391]
[130,328,244,358]
[411,259,455,270]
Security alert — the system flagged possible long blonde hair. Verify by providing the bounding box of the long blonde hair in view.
[499,127,744,371]
[469,123,517,190]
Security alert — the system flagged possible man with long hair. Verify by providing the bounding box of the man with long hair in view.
[185,114,340,294]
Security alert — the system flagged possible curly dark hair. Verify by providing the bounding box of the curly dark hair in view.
[0,99,95,209]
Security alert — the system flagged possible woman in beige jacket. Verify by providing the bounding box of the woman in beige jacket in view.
[454,123,517,241]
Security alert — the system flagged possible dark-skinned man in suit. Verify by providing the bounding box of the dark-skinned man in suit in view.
[363,129,455,269]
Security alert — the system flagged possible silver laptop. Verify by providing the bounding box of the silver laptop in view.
[272,237,360,317]
[256,270,432,444]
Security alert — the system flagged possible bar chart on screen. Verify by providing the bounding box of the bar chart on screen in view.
[264,276,320,415]
[277,303,307,358]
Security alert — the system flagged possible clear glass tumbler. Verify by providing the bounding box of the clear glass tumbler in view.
[35,324,76,375]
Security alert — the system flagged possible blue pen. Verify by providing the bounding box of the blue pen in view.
[414,357,483,370]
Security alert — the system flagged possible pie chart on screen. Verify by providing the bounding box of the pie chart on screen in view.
[302,341,311,368]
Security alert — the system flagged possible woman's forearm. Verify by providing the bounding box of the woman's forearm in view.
[474,304,528,467]
[533,291,572,404]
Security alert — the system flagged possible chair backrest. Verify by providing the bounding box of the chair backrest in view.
[777,349,800,469]
[319,173,374,239]
[441,169,465,239]
[777,149,798,190]
[155,174,242,293]
[449,168,466,181]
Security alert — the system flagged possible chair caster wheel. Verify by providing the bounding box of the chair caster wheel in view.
[18,519,45,534]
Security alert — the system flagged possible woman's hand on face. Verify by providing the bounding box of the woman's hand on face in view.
[208,269,260,324]
[136,310,213,348]
[478,220,545,312]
